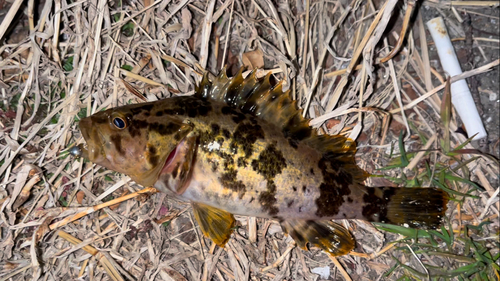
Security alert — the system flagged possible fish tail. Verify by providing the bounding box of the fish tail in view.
[280,187,448,257]
[281,220,355,257]
[363,187,449,228]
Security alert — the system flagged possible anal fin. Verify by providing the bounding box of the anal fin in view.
[281,220,354,257]
[192,202,236,247]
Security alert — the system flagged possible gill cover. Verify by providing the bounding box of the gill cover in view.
[154,134,198,195]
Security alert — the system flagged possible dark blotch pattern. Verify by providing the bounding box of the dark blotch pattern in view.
[221,106,247,123]
[178,97,212,117]
[148,96,211,118]
[164,108,186,116]
[282,115,312,150]
[148,146,159,167]
[211,161,218,172]
[149,155,159,167]
[362,188,394,222]
[251,144,287,179]
[148,146,157,155]
[314,154,353,217]
[285,126,311,141]
[110,134,123,155]
[218,151,234,169]
[288,139,298,149]
[222,129,231,139]
[149,122,181,136]
[128,119,149,137]
[231,123,264,158]
[220,168,246,199]
[248,116,259,125]
[252,144,287,216]
[130,104,154,115]
[211,123,220,135]
[154,108,186,117]
[237,157,247,167]
[258,180,279,216]
[90,114,108,124]
[221,105,232,115]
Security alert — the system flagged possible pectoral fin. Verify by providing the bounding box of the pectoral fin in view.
[281,220,354,256]
[192,202,236,247]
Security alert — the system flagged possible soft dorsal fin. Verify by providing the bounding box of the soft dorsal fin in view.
[195,68,368,184]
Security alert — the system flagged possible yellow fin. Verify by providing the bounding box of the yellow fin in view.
[192,202,236,247]
[281,220,354,257]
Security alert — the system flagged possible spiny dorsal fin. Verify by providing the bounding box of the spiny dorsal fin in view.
[195,68,297,123]
[195,68,368,184]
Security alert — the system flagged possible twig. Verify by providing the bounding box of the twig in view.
[49,187,156,230]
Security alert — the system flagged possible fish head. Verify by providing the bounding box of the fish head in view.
[77,103,192,187]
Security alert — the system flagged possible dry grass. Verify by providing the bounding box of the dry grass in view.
[1,0,499,280]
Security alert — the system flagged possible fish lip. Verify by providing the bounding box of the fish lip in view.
[79,118,92,144]
[79,117,106,162]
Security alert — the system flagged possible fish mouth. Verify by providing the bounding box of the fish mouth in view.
[77,117,107,163]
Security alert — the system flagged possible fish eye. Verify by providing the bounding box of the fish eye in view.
[112,117,127,129]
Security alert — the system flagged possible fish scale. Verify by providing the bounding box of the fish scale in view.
[74,68,449,256]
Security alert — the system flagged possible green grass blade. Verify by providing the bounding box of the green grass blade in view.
[398,130,410,167]
[440,78,452,153]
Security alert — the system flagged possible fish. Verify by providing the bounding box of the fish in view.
[72,68,449,257]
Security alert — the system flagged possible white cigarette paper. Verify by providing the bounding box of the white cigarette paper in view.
[426,17,487,140]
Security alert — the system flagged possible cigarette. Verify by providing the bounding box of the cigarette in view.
[426,17,487,140]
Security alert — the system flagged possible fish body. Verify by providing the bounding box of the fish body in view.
[154,97,366,221]
[75,69,448,256]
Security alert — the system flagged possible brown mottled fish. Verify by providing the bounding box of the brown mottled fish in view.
[72,68,449,256]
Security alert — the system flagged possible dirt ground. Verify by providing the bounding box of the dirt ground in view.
[0,0,499,280]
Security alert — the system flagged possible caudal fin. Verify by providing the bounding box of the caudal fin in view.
[363,187,449,228]
[281,220,354,256]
